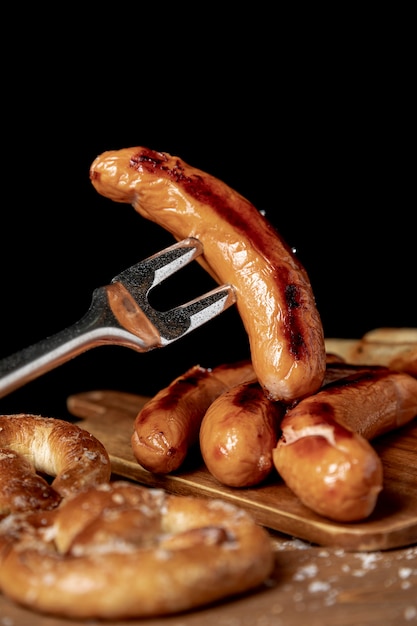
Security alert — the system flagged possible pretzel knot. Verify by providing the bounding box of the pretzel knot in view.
[0,481,274,619]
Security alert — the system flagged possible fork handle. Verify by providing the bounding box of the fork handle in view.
[0,288,153,400]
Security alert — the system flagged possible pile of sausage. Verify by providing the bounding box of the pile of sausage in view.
[89,147,417,523]
[130,353,417,522]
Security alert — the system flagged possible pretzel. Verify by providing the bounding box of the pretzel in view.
[0,481,274,619]
[325,327,417,377]
[0,448,62,516]
[0,414,111,514]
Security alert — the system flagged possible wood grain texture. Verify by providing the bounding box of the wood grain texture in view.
[65,389,417,552]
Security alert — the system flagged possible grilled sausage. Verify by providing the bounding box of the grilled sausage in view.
[272,369,417,521]
[322,361,387,385]
[90,147,326,403]
[200,380,285,487]
[131,361,256,473]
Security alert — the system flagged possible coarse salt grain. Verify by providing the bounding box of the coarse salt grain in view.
[308,580,331,593]
[399,567,413,579]
[404,605,417,621]
[354,552,381,570]
[293,564,318,581]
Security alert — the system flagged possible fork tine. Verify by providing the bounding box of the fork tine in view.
[149,283,236,344]
[110,237,237,344]
[111,238,203,298]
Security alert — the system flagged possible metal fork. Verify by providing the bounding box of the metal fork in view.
[0,238,236,400]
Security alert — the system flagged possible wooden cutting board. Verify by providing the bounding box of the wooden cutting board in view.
[67,389,417,552]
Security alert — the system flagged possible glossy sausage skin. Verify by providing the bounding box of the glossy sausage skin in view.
[131,361,256,474]
[200,381,285,487]
[273,369,417,521]
[90,147,326,403]
[322,361,387,386]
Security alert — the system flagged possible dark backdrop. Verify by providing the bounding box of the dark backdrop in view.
[0,25,413,420]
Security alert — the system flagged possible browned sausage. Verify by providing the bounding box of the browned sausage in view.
[131,361,256,474]
[272,369,417,521]
[90,147,326,403]
[322,361,387,385]
[200,381,285,487]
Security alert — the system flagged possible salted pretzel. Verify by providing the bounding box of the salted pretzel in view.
[325,327,417,377]
[0,414,111,515]
[0,481,274,619]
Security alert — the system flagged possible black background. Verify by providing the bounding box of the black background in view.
[0,18,414,420]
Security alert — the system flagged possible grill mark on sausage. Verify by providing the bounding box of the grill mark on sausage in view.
[130,148,308,361]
